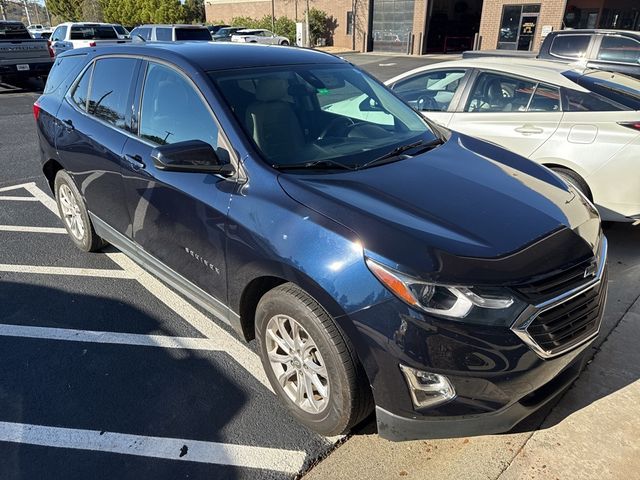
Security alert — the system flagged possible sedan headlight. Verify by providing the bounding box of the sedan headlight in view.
[366,258,521,324]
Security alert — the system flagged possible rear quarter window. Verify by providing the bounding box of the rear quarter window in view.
[550,34,591,59]
[43,54,88,94]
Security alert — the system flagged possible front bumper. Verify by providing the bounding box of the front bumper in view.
[376,346,588,441]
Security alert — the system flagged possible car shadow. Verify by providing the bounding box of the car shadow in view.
[0,280,283,479]
[0,76,44,94]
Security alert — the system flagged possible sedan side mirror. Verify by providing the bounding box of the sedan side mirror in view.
[151,140,236,177]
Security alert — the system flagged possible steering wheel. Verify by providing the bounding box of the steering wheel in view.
[318,117,359,140]
[416,95,440,112]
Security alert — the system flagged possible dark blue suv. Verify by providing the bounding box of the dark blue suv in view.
[34,43,607,441]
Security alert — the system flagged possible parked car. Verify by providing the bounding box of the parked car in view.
[327,57,640,222]
[129,24,212,42]
[231,29,289,45]
[537,30,640,80]
[465,30,640,80]
[0,21,53,81]
[35,43,607,441]
[212,26,246,42]
[50,23,130,56]
[207,24,229,35]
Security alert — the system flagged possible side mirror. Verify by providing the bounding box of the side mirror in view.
[151,140,236,177]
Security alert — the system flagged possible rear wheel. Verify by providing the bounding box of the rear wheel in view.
[54,170,106,252]
[280,40,289,46]
[552,167,592,200]
[255,283,372,436]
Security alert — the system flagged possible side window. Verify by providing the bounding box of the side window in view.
[137,28,151,40]
[465,72,536,112]
[550,34,591,59]
[563,89,624,112]
[393,70,466,112]
[70,63,93,111]
[597,36,640,64]
[139,63,220,149]
[87,58,137,129]
[51,25,67,42]
[156,28,172,41]
[528,84,561,112]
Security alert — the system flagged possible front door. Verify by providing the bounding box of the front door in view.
[449,70,562,158]
[120,61,233,303]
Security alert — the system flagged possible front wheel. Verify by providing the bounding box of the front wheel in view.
[54,170,106,252]
[280,40,289,46]
[255,283,372,436]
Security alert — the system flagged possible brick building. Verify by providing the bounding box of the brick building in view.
[205,0,640,54]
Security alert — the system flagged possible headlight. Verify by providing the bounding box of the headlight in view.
[366,258,520,323]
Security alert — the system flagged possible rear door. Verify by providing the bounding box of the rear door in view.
[448,70,562,158]
[120,61,234,302]
[591,34,640,79]
[390,68,470,127]
[55,56,140,234]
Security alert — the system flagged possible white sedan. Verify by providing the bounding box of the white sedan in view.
[326,58,640,222]
[231,29,289,46]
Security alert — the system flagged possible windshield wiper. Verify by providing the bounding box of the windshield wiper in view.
[357,138,443,170]
[273,159,356,171]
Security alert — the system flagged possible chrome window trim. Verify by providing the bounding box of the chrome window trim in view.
[510,236,608,359]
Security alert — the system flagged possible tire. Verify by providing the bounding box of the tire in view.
[552,167,592,200]
[255,283,372,436]
[280,40,289,46]
[54,170,106,252]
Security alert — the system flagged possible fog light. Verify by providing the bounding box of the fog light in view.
[399,365,456,410]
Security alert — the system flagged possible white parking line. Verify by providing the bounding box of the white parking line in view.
[0,421,307,473]
[0,196,39,202]
[0,225,67,234]
[0,324,220,351]
[0,182,36,193]
[0,264,136,278]
[19,182,273,390]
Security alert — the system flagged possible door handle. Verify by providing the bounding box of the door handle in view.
[515,125,544,134]
[124,154,145,169]
[62,119,74,131]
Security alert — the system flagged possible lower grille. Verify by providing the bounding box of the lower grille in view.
[527,268,607,353]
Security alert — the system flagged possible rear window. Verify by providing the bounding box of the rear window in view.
[0,22,31,40]
[174,28,211,41]
[70,25,118,40]
[550,34,591,59]
[576,71,640,110]
[563,88,627,112]
[113,25,128,35]
[44,54,87,94]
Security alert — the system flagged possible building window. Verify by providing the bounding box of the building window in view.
[497,4,541,51]
[347,11,353,35]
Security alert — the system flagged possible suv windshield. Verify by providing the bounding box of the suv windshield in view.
[0,22,31,40]
[211,64,436,170]
[70,25,118,40]
[175,28,212,41]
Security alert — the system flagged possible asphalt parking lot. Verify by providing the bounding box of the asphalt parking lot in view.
[1,53,639,480]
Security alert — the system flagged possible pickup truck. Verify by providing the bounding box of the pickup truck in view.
[50,22,130,56]
[0,21,53,81]
[464,29,640,79]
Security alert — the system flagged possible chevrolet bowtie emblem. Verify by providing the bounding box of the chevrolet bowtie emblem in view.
[584,262,597,278]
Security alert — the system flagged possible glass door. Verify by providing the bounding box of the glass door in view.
[497,4,540,51]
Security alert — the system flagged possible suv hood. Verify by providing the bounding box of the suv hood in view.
[277,133,601,285]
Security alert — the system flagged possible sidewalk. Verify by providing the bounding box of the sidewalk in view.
[304,280,640,479]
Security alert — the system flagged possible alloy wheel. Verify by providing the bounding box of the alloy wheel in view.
[265,314,330,414]
[58,184,85,241]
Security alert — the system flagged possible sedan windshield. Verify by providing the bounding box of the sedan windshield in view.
[211,64,437,170]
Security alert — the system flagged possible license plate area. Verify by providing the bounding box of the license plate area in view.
[16,64,30,71]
